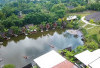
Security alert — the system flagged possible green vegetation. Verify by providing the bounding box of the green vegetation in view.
[3,64,15,68]
[60,40,99,63]
[60,11,100,63]
[0,0,100,67]
[84,24,93,29]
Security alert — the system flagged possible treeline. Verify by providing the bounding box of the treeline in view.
[87,3,100,11]
[69,6,86,13]
[0,0,99,33]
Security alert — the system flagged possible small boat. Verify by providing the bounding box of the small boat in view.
[23,56,28,59]
[49,45,54,48]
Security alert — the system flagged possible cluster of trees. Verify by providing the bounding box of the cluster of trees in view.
[0,0,84,33]
[69,6,86,13]
[87,3,100,11]
[0,0,99,35]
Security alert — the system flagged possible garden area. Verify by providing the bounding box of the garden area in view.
[59,10,100,67]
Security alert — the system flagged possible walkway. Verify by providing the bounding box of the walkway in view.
[81,16,100,29]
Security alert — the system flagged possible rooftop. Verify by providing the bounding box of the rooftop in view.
[85,12,100,22]
[67,16,77,21]
[75,49,100,68]
[34,50,77,68]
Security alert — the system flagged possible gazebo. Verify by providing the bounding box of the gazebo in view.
[34,50,77,68]
[67,16,77,21]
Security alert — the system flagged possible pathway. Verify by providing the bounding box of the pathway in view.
[81,16,100,29]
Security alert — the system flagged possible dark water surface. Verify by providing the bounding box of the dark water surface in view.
[0,29,83,68]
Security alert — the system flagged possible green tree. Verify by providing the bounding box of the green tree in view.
[23,12,55,25]
[51,3,66,18]
[50,0,60,4]
[89,19,94,23]
[0,23,5,32]
[0,11,5,20]
[2,14,22,28]
[10,26,20,34]
[85,41,99,51]
[75,46,86,54]
[65,50,76,62]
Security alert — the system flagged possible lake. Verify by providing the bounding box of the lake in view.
[0,29,83,68]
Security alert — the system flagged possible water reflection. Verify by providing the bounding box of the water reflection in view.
[0,29,83,68]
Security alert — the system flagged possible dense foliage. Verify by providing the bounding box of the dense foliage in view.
[3,64,15,68]
[0,0,100,67]
[0,0,88,33]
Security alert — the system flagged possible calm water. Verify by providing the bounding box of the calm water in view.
[0,29,83,68]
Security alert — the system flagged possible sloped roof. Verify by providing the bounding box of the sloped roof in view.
[34,50,66,68]
[75,49,100,68]
[85,12,100,22]
[53,60,77,68]
[89,58,100,68]
[34,50,77,68]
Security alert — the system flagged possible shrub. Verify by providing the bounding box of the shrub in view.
[3,64,15,68]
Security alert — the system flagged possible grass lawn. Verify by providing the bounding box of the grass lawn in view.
[86,26,100,40]
[84,24,93,29]
[78,21,85,27]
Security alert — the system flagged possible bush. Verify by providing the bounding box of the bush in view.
[3,64,15,68]
[85,41,99,51]
[66,23,73,28]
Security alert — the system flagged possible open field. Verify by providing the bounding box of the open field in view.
[86,26,100,40]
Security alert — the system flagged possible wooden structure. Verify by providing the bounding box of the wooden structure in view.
[53,22,57,29]
[39,24,44,32]
[46,23,50,31]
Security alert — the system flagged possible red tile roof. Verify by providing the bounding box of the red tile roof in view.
[53,60,78,68]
